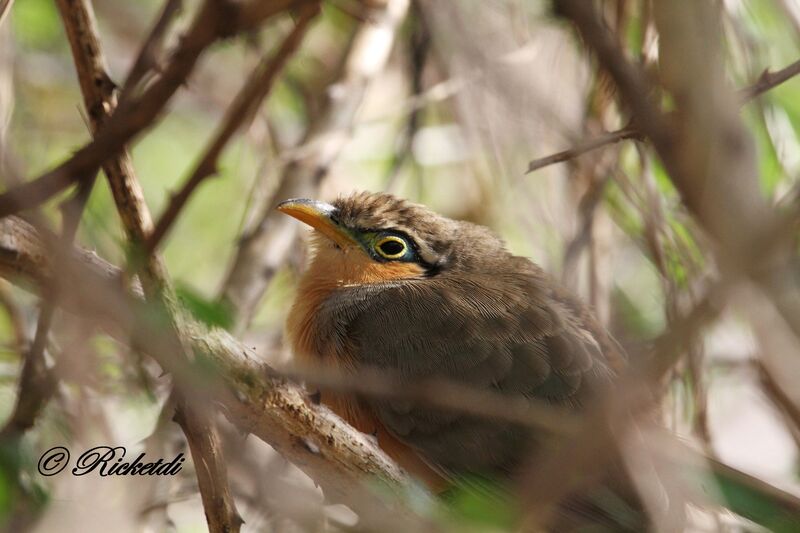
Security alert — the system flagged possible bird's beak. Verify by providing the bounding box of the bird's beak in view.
[277,198,359,249]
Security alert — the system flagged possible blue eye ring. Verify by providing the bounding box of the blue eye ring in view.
[374,235,408,259]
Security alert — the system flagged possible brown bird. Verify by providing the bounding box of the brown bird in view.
[279,192,645,528]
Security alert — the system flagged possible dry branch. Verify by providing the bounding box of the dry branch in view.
[146,4,319,254]
[3,215,800,528]
[0,175,96,440]
[0,0,12,28]
[175,397,244,533]
[553,0,800,341]
[527,124,641,173]
[757,361,800,448]
[120,0,183,98]
[0,0,305,219]
[53,1,258,529]
[0,215,423,530]
[526,57,800,174]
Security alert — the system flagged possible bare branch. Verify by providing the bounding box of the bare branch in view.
[0,152,97,442]
[146,4,319,254]
[0,214,425,530]
[54,1,250,529]
[756,361,800,448]
[120,0,183,98]
[554,0,800,340]
[0,0,304,218]
[0,0,13,28]
[527,124,641,173]
[738,58,800,101]
[526,57,800,174]
[175,398,244,533]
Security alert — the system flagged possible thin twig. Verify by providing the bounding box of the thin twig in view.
[527,124,641,173]
[384,2,429,190]
[0,0,303,218]
[0,172,96,440]
[526,57,800,174]
[738,58,800,101]
[756,361,800,448]
[145,4,319,254]
[119,0,183,99]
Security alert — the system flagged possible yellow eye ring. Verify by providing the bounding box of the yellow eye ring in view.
[374,236,408,259]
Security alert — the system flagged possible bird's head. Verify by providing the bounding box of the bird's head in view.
[278,191,506,284]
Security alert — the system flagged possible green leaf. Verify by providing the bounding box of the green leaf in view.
[679,460,800,532]
[440,476,517,529]
[176,285,233,330]
[11,0,62,50]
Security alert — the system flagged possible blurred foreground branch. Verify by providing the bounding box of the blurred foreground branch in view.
[0,215,423,530]
[50,0,250,530]
[4,215,800,529]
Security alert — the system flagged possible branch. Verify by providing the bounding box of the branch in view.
[174,397,244,533]
[220,0,411,333]
[120,0,183,98]
[527,124,641,173]
[0,176,96,441]
[553,1,800,342]
[0,215,423,530]
[145,3,319,254]
[738,58,800,101]
[0,0,304,219]
[0,0,12,28]
[5,214,800,529]
[526,57,800,174]
[756,361,800,448]
[53,1,252,529]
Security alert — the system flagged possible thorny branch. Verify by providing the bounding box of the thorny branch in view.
[526,57,800,174]
[145,4,319,254]
[49,0,270,530]
[0,215,425,532]
[119,0,183,98]
[0,0,308,218]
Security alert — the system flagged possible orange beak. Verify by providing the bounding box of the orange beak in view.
[277,198,359,249]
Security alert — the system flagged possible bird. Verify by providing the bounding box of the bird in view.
[279,191,652,529]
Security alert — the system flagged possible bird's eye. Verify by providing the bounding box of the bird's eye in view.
[374,236,407,259]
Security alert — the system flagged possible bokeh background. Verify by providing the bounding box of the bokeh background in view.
[1,0,800,531]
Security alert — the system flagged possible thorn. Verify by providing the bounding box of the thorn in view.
[301,437,320,455]
[367,428,379,446]
[308,390,321,405]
